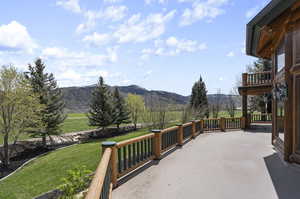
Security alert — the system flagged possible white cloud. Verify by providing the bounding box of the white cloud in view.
[142,36,207,57]
[82,32,111,46]
[56,68,110,87]
[226,51,235,57]
[56,0,81,13]
[145,0,168,4]
[179,0,229,26]
[0,21,37,53]
[114,10,176,43]
[42,46,118,67]
[76,6,128,34]
[104,0,123,3]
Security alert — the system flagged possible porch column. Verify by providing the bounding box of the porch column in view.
[242,94,248,128]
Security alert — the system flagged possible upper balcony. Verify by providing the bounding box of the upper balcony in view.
[238,71,273,95]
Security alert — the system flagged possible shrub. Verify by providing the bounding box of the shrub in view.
[59,166,92,199]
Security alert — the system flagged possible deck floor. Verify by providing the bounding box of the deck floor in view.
[113,130,300,199]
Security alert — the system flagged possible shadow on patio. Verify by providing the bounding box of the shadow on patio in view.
[264,153,300,199]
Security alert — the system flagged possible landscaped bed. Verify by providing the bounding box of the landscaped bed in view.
[0,129,150,199]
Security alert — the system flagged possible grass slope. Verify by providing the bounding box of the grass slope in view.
[0,129,150,199]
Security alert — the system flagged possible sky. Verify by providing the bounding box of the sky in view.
[0,0,271,96]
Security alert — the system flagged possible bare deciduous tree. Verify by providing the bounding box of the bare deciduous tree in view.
[226,91,237,118]
[210,89,222,118]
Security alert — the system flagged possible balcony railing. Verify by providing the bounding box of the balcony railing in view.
[85,117,246,199]
[250,113,272,123]
[242,71,272,87]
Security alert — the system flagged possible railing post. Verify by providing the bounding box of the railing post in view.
[200,120,204,133]
[176,124,183,146]
[247,113,251,127]
[102,141,118,187]
[242,73,248,86]
[220,117,225,132]
[152,130,162,160]
[241,117,246,129]
[191,121,196,139]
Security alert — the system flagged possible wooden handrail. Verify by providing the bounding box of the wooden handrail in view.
[161,126,179,134]
[182,122,192,127]
[247,71,272,74]
[85,148,112,199]
[117,133,154,148]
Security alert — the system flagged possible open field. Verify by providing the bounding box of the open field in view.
[0,129,151,199]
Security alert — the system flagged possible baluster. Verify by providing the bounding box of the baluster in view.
[133,142,136,165]
[148,138,151,157]
[137,141,140,163]
[123,146,127,171]
[144,139,147,159]
[128,144,132,168]
[118,148,122,173]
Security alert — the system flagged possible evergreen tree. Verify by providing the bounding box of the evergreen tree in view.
[88,76,113,130]
[25,58,66,147]
[190,76,209,119]
[112,88,131,130]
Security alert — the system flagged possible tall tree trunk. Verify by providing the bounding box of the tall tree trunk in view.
[3,133,9,168]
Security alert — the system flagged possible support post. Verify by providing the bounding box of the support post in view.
[102,141,117,187]
[200,120,204,133]
[242,94,248,128]
[176,124,183,146]
[152,130,162,160]
[191,121,196,138]
[220,117,225,132]
[241,117,246,129]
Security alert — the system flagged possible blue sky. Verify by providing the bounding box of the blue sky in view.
[0,0,270,95]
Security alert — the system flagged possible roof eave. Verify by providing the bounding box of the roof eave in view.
[246,0,297,58]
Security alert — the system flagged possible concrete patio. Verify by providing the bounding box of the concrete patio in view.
[113,128,300,199]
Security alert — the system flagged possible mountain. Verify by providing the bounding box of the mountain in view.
[61,85,190,113]
[61,84,241,113]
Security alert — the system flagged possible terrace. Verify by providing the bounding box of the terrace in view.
[85,118,300,199]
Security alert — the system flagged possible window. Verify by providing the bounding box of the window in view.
[276,40,285,72]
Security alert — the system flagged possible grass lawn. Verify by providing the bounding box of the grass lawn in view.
[0,129,151,199]
[0,113,93,144]
[209,111,242,118]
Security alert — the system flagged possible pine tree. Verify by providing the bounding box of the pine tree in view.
[112,88,131,131]
[88,76,113,130]
[190,76,209,119]
[25,58,66,147]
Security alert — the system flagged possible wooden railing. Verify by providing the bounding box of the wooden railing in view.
[116,134,155,178]
[85,147,113,199]
[203,119,221,131]
[161,126,179,153]
[250,113,272,123]
[225,118,242,129]
[183,122,193,140]
[242,71,272,86]
[85,117,245,198]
